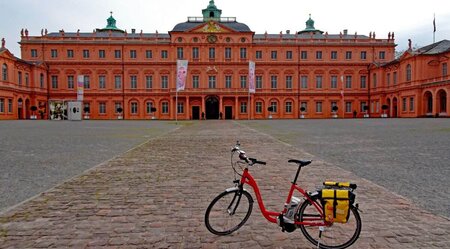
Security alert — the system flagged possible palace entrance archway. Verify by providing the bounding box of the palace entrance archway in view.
[205,96,219,119]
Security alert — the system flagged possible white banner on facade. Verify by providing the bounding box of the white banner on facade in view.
[176,60,188,91]
[249,61,255,93]
[77,75,84,101]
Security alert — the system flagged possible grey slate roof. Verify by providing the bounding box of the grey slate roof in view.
[46,32,170,39]
[254,33,370,40]
[416,40,450,55]
[171,21,251,32]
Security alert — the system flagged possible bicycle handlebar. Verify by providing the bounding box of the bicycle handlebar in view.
[232,141,266,166]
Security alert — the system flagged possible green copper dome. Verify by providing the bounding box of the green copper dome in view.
[97,12,124,33]
[298,14,323,34]
[202,0,222,20]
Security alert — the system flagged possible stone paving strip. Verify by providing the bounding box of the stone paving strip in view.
[0,121,449,248]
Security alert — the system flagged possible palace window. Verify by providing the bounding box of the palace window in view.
[271,51,277,60]
[99,50,106,58]
[192,75,199,88]
[285,76,292,89]
[8,99,12,113]
[360,102,367,112]
[386,73,391,87]
[240,76,247,88]
[176,48,183,59]
[402,98,407,112]
[51,75,58,89]
[406,64,412,81]
[51,49,58,58]
[131,102,138,114]
[393,72,398,85]
[18,71,22,86]
[331,76,338,89]
[443,63,448,76]
[331,51,337,60]
[331,101,338,111]
[379,51,386,59]
[360,51,367,60]
[301,51,307,60]
[130,75,137,89]
[146,76,153,89]
[25,73,29,86]
[345,102,352,113]
[209,48,215,59]
[345,76,352,89]
[161,50,168,59]
[99,102,106,114]
[270,101,277,113]
[67,75,74,89]
[301,102,308,112]
[256,76,262,89]
[240,102,247,113]
[286,51,293,60]
[0,99,4,113]
[410,97,414,112]
[208,76,216,88]
[345,51,352,60]
[31,49,38,58]
[240,48,247,59]
[316,76,323,89]
[146,50,153,59]
[146,102,154,114]
[285,101,292,113]
[83,49,90,58]
[316,51,322,60]
[115,75,122,89]
[177,102,184,114]
[271,75,277,89]
[225,75,232,88]
[130,50,137,59]
[360,75,367,88]
[161,76,168,89]
[115,50,121,58]
[192,47,199,59]
[256,50,262,59]
[162,102,169,114]
[256,102,262,113]
[316,101,323,113]
[225,47,232,59]
[2,64,7,81]
[99,75,106,89]
[40,73,44,88]
[301,76,308,88]
[84,76,90,89]
[115,102,122,113]
[67,49,74,58]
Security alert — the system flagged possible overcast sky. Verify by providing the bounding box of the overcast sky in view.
[1,0,449,57]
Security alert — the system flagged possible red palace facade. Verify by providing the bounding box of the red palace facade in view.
[0,0,448,120]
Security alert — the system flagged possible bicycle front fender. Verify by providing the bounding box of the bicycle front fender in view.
[226,186,250,193]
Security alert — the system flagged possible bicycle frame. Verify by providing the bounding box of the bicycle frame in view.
[239,168,326,226]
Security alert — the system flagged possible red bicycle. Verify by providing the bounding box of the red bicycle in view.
[205,142,362,249]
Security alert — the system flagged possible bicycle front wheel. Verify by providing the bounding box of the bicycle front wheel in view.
[204,189,253,235]
[298,199,362,249]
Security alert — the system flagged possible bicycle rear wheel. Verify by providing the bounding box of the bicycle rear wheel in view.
[205,189,253,235]
[298,199,362,249]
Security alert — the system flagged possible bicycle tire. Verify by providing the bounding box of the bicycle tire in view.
[298,198,362,249]
[204,189,253,235]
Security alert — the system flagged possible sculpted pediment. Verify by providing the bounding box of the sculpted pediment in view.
[190,21,234,33]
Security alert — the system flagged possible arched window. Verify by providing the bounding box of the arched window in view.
[2,63,7,81]
[406,64,412,81]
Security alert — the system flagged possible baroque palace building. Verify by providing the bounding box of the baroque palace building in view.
[0,0,448,120]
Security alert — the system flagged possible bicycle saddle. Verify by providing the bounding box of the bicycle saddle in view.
[288,159,312,167]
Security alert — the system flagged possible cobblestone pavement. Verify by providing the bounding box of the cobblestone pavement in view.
[0,121,449,248]
[0,120,179,212]
[240,119,450,218]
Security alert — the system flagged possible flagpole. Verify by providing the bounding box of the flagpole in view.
[248,91,250,120]
[176,90,178,125]
[433,13,436,43]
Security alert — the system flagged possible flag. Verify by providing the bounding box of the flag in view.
[433,14,436,33]
[77,75,84,101]
[248,61,255,93]
[176,60,188,91]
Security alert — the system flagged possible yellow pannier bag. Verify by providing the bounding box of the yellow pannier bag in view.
[321,189,353,223]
